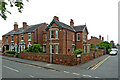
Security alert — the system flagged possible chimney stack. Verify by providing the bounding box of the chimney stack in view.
[53,16,59,21]
[14,22,18,31]
[70,19,74,27]
[91,36,93,38]
[99,35,101,40]
[102,37,104,41]
[23,22,27,29]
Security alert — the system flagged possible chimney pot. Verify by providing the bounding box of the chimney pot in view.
[23,22,27,29]
[70,19,74,27]
[102,37,104,41]
[53,16,59,21]
[99,35,101,40]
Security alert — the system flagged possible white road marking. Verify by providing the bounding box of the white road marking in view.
[3,65,19,72]
[94,77,100,78]
[83,75,92,77]
[29,75,34,78]
[46,64,52,66]
[64,71,70,73]
[73,73,80,75]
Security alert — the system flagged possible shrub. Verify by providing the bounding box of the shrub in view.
[74,49,83,55]
[23,44,43,53]
[6,50,16,55]
[5,50,19,57]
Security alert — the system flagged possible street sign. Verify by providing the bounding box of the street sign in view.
[77,54,81,57]
[96,46,99,49]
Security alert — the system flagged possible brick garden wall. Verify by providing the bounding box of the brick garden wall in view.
[19,49,105,66]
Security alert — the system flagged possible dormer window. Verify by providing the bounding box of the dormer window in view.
[21,34,24,41]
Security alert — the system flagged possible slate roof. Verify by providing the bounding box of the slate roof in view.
[55,20,76,32]
[46,19,88,34]
[3,23,46,36]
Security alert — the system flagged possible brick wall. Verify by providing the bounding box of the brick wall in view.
[19,49,105,66]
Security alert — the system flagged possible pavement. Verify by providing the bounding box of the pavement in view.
[1,54,109,73]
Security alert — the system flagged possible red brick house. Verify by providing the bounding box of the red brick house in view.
[2,16,90,55]
[42,16,90,55]
[88,35,104,46]
[2,22,47,52]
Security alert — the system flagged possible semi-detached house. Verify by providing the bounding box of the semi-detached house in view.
[2,22,47,53]
[2,16,90,55]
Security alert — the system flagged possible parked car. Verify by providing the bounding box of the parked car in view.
[109,50,117,55]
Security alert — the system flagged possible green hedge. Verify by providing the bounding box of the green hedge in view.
[23,44,43,53]
[74,49,83,54]
[5,50,19,57]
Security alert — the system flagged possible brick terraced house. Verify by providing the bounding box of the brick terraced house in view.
[2,16,90,55]
[88,35,104,46]
[2,22,47,52]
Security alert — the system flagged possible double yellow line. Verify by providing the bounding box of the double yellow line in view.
[91,56,111,70]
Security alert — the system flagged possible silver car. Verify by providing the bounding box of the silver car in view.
[109,50,117,55]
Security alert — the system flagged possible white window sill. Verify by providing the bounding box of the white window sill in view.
[49,38,59,40]
[28,39,31,41]
[21,40,24,41]
[11,41,14,42]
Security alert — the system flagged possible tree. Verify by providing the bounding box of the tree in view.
[96,41,111,50]
[0,0,28,20]
[90,43,95,51]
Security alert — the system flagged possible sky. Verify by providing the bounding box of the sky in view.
[0,0,119,44]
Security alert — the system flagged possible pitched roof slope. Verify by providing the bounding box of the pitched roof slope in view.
[3,23,47,36]
[46,19,88,33]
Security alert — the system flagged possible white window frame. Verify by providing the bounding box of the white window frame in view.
[83,34,86,42]
[50,45,54,54]
[72,45,75,53]
[11,35,13,42]
[73,33,75,41]
[21,34,24,41]
[84,46,86,53]
[6,36,8,42]
[45,34,47,41]
[28,33,31,41]
[77,33,80,41]
[50,30,54,39]
[55,45,58,54]
[55,30,58,39]
[43,45,46,53]
[87,46,89,53]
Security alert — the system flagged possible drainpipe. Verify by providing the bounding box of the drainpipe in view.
[50,30,53,64]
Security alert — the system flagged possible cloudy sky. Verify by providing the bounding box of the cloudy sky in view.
[0,0,119,44]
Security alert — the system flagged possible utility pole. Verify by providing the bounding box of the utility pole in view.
[107,35,109,42]
[50,27,53,64]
